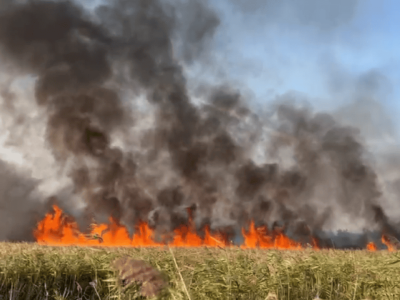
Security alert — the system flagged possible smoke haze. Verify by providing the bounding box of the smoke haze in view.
[0,0,398,244]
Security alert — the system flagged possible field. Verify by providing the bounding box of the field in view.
[0,243,399,300]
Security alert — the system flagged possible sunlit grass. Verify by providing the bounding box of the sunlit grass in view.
[0,242,399,299]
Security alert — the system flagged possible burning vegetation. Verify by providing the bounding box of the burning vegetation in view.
[0,0,398,250]
[34,204,399,251]
[34,204,318,249]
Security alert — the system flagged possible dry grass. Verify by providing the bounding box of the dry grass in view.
[0,242,399,299]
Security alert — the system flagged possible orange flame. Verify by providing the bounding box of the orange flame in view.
[33,205,325,250]
[381,235,395,252]
[240,222,315,250]
[33,205,234,248]
[366,242,377,251]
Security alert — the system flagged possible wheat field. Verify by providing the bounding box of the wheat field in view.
[0,242,399,299]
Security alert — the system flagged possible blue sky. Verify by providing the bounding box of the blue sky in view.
[183,0,400,139]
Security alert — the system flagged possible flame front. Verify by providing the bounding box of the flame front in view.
[35,206,396,251]
[34,205,319,249]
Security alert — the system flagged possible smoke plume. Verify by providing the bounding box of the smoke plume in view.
[0,159,51,241]
[0,0,397,243]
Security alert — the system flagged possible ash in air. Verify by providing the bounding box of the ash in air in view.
[0,0,398,244]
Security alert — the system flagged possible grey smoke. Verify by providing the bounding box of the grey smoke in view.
[0,0,397,245]
[0,159,51,241]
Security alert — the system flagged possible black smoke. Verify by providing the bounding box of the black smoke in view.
[0,0,398,244]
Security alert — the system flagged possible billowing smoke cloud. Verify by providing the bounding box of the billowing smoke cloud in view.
[0,159,51,241]
[0,0,397,243]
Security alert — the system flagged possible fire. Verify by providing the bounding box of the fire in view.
[240,222,308,250]
[35,205,395,251]
[34,205,318,250]
[367,242,377,251]
[381,235,397,252]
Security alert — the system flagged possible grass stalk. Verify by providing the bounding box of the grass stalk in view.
[169,246,192,300]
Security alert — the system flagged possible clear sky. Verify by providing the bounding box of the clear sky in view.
[183,0,400,143]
